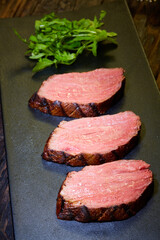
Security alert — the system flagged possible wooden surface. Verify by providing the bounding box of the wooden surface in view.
[0,0,160,239]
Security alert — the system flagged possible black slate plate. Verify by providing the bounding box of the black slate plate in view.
[0,1,160,240]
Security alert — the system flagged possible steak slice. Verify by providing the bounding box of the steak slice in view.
[42,111,141,166]
[29,68,125,118]
[57,160,153,222]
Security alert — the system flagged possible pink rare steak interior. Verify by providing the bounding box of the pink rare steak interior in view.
[56,160,153,222]
[42,111,141,166]
[29,68,125,118]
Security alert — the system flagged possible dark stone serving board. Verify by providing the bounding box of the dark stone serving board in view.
[0,0,160,239]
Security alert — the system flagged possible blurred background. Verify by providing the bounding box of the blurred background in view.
[0,0,160,240]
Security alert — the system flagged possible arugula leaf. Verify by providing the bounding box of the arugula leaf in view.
[14,29,28,44]
[15,10,117,72]
[32,58,55,72]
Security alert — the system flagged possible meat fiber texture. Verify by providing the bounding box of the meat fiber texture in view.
[57,160,153,222]
[29,68,125,118]
[42,111,141,166]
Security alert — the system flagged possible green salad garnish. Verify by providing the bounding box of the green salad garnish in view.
[14,10,117,72]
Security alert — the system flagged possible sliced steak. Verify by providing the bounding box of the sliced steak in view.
[29,68,125,118]
[42,111,141,166]
[57,159,153,222]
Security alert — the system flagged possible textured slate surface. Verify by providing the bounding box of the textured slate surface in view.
[0,1,160,239]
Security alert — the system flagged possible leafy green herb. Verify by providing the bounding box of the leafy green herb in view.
[14,11,117,72]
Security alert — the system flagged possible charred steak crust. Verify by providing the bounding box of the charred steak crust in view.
[42,134,140,167]
[28,79,125,118]
[56,180,153,222]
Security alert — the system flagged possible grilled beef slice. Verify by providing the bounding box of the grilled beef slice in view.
[42,111,141,166]
[56,160,153,222]
[29,68,125,118]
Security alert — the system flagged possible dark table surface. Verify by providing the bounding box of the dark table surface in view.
[0,0,160,239]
